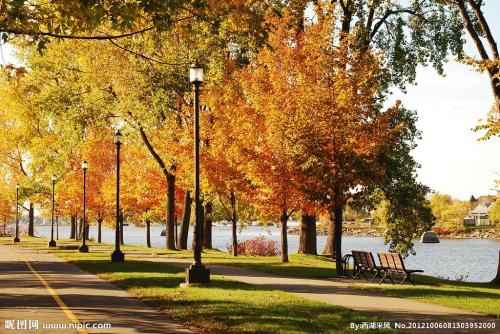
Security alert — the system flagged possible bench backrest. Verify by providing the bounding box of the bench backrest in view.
[352,250,362,267]
[378,252,406,272]
[352,250,377,270]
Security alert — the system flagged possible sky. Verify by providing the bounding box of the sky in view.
[386,1,500,200]
[0,2,499,200]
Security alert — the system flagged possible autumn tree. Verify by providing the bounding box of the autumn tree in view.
[370,106,435,256]
[489,197,500,225]
[202,78,259,256]
[118,143,169,248]
[0,0,270,52]
[242,13,421,271]
[0,178,15,235]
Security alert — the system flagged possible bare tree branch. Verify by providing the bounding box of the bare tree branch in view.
[466,0,498,59]
[107,39,189,66]
[0,26,155,40]
[454,0,490,61]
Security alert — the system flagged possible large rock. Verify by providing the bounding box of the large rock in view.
[420,231,440,243]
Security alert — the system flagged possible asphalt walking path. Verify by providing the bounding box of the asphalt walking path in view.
[126,252,499,334]
[0,244,191,334]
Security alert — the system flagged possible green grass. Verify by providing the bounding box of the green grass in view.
[1,237,398,334]
[351,274,500,317]
[9,236,340,279]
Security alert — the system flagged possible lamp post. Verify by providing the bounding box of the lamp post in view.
[56,209,59,240]
[111,130,124,262]
[184,61,210,285]
[48,175,57,247]
[79,161,89,253]
[14,184,20,243]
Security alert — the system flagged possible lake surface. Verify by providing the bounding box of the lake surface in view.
[34,224,500,283]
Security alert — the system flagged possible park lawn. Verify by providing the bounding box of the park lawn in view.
[1,237,397,334]
[4,237,498,317]
[3,236,340,279]
[351,274,500,317]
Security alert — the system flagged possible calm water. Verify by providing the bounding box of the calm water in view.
[34,224,500,283]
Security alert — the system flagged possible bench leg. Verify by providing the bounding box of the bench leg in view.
[356,269,368,280]
[352,268,362,280]
[378,273,389,285]
[401,274,416,286]
[371,271,381,283]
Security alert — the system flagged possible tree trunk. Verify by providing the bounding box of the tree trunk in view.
[298,214,317,255]
[177,191,192,250]
[146,219,151,248]
[333,203,344,275]
[455,0,499,111]
[166,174,176,249]
[120,212,124,245]
[203,202,213,249]
[322,215,335,256]
[28,203,34,236]
[70,215,76,239]
[85,223,90,241]
[230,191,238,256]
[280,210,289,263]
[174,218,178,245]
[78,217,83,240]
[137,125,177,250]
[97,219,102,243]
[492,250,500,285]
[56,215,59,240]
[487,67,500,111]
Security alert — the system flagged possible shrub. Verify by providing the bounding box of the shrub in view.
[0,223,27,237]
[228,235,279,256]
[432,226,451,235]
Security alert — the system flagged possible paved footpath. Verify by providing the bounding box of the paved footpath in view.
[128,252,499,334]
[0,244,191,334]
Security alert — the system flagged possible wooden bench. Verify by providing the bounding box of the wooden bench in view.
[377,252,423,285]
[351,250,384,283]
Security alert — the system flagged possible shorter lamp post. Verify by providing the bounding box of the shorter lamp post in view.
[56,207,59,240]
[183,61,210,285]
[48,175,57,247]
[79,161,89,253]
[14,184,20,243]
[111,130,124,262]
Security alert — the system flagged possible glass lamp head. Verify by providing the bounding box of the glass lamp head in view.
[114,130,123,144]
[189,61,204,84]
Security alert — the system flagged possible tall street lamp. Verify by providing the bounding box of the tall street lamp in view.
[111,130,125,262]
[48,175,57,247]
[79,161,89,253]
[184,61,210,285]
[14,184,20,243]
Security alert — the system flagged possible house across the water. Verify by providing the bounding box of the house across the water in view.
[463,195,496,226]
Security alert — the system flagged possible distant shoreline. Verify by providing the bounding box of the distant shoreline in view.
[289,226,500,240]
[32,223,500,240]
